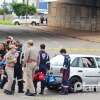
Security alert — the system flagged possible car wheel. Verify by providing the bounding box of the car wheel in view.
[47,86,54,90]
[70,77,83,93]
[36,23,39,26]
[15,22,20,25]
[31,22,36,26]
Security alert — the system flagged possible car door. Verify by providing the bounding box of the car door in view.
[81,57,98,85]
[20,16,26,24]
[95,57,100,83]
[70,57,85,81]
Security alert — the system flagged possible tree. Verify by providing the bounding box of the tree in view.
[11,3,37,16]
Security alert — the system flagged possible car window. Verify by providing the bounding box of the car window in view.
[21,16,25,19]
[26,16,29,19]
[95,57,100,68]
[81,57,96,68]
[71,57,83,67]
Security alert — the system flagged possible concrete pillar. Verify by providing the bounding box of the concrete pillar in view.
[48,1,100,31]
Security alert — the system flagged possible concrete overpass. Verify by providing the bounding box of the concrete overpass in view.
[47,0,100,31]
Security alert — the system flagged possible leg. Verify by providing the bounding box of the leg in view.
[33,80,38,94]
[17,66,24,93]
[0,71,8,89]
[40,80,46,94]
[4,67,14,95]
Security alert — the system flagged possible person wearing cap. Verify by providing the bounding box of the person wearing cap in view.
[23,40,37,96]
[3,45,17,95]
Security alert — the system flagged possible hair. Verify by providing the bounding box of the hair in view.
[27,40,33,46]
[40,44,45,49]
[60,48,66,54]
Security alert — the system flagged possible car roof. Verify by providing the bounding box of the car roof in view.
[69,54,100,58]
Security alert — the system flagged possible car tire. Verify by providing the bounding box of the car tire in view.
[70,77,83,93]
[47,86,54,90]
[15,22,20,25]
[31,22,36,26]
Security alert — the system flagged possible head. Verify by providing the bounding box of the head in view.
[15,40,22,49]
[60,48,67,55]
[40,44,45,51]
[27,40,34,47]
[0,43,4,50]
[6,36,14,44]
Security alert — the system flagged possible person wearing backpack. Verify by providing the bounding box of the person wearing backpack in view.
[37,44,50,95]
[60,48,71,95]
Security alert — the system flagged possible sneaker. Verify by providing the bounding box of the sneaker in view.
[25,92,36,96]
[4,90,13,95]
[39,92,44,95]
[25,89,29,95]
[18,91,24,93]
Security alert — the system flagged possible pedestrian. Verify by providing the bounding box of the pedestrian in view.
[3,45,17,95]
[23,40,37,96]
[37,44,50,95]
[40,16,44,24]
[60,48,70,95]
[0,54,6,85]
[0,43,6,58]
[11,41,24,93]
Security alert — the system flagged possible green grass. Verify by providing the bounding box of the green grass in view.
[0,19,13,25]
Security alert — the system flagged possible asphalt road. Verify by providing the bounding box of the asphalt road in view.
[0,25,100,56]
[0,25,100,100]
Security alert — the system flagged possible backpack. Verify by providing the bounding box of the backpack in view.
[63,55,70,69]
[33,71,45,81]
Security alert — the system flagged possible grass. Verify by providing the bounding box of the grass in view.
[0,19,13,25]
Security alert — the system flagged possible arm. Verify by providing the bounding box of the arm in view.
[23,48,30,65]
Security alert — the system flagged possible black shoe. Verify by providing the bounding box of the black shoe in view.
[39,92,44,95]
[18,91,24,93]
[25,89,29,95]
[25,92,36,96]
[4,90,13,95]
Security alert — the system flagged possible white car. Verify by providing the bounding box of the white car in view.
[49,54,100,92]
[12,16,40,25]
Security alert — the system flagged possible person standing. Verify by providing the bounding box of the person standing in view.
[37,44,50,95]
[11,41,24,93]
[60,49,70,95]
[4,45,17,95]
[23,40,37,96]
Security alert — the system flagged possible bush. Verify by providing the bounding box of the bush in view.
[0,9,4,15]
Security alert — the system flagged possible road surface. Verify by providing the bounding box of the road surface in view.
[0,25,100,100]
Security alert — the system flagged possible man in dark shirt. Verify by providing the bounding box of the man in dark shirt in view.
[37,44,50,95]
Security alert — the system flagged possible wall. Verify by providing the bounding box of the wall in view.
[48,1,100,31]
